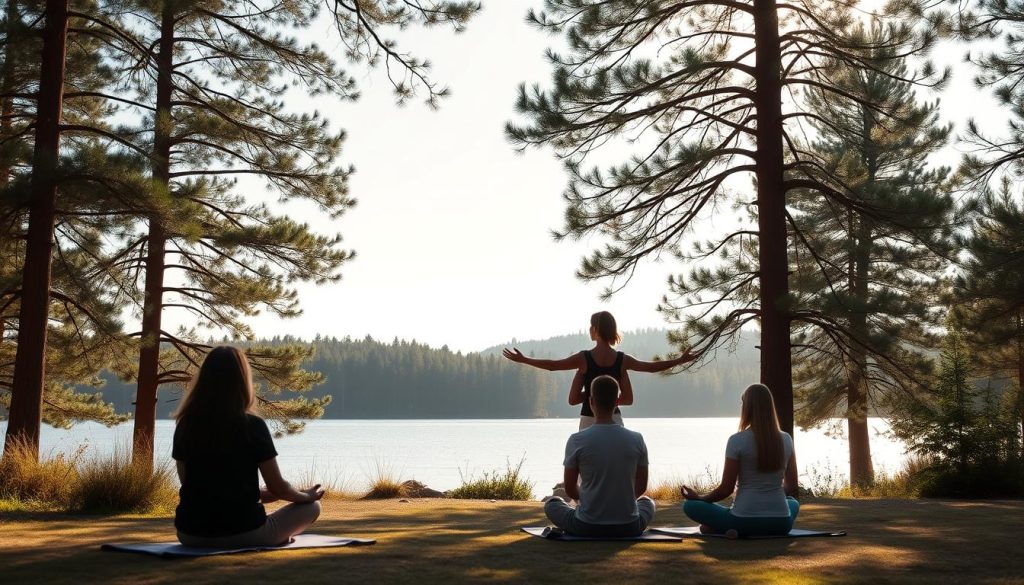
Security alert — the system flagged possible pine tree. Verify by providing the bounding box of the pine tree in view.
[68,0,478,463]
[1,0,146,457]
[890,325,1023,495]
[962,0,1024,183]
[2,0,71,457]
[956,184,1024,453]
[507,0,946,434]
[787,22,955,486]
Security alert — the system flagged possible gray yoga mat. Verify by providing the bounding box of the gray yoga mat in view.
[520,526,683,542]
[651,526,847,539]
[100,534,376,558]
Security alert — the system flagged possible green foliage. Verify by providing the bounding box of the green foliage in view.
[786,22,955,483]
[0,0,143,432]
[954,184,1024,455]
[449,458,533,501]
[890,327,1024,497]
[801,456,931,499]
[961,0,1024,185]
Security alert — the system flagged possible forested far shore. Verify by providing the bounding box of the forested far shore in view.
[79,329,760,419]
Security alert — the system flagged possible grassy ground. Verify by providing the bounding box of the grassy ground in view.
[1,498,1022,584]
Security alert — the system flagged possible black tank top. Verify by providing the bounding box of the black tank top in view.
[579,350,624,417]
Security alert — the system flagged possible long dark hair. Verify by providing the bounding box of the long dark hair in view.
[174,346,256,447]
[738,383,785,472]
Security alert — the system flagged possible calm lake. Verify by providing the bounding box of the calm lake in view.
[2,418,908,498]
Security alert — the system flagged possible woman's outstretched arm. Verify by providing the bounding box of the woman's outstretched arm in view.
[503,348,585,371]
[623,349,696,373]
[259,457,325,503]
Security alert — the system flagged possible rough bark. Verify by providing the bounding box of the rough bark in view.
[753,0,794,436]
[848,214,874,487]
[131,6,174,466]
[3,0,68,458]
[1017,312,1024,453]
[847,104,876,487]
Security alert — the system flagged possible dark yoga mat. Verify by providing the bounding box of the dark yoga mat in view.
[651,526,847,539]
[521,526,682,542]
[100,534,376,558]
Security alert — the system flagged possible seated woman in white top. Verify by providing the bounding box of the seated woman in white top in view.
[680,383,799,537]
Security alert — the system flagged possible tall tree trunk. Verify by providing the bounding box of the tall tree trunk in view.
[848,215,874,487]
[3,0,68,459]
[753,0,793,436]
[131,7,174,466]
[1017,311,1023,454]
[847,105,876,488]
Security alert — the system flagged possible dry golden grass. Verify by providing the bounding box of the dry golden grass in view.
[2,499,1022,584]
[361,459,408,499]
[0,439,178,515]
[73,448,178,515]
[0,437,81,508]
[646,466,722,503]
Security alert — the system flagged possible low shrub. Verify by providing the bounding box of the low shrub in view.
[72,446,178,514]
[914,461,1024,498]
[802,460,845,498]
[362,459,407,499]
[449,458,533,501]
[0,438,81,509]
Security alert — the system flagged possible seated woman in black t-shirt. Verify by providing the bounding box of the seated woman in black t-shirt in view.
[173,346,325,548]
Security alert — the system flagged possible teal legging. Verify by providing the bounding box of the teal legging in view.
[682,497,799,537]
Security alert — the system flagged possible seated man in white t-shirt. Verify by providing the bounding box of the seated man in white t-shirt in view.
[543,375,656,537]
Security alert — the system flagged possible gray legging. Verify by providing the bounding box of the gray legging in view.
[177,501,321,548]
[544,496,656,537]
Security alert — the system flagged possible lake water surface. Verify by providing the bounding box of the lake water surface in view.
[2,418,907,498]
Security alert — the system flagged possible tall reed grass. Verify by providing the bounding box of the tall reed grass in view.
[0,438,80,509]
[0,439,178,514]
[362,458,408,499]
[73,445,178,514]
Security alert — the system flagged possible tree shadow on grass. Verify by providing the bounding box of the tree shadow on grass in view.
[5,499,1024,584]
[674,536,796,561]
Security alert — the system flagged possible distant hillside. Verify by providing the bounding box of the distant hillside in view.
[88,328,761,419]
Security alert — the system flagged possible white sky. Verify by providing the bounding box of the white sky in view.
[225,1,1007,353]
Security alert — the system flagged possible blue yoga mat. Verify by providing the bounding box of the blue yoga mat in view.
[100,533,376,558]
[651,526,847,539]
[521,526,682,542]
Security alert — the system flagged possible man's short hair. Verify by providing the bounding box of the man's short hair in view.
[590,375,619,414]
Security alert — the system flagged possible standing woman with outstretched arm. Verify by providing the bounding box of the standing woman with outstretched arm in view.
[503,311,695,429]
